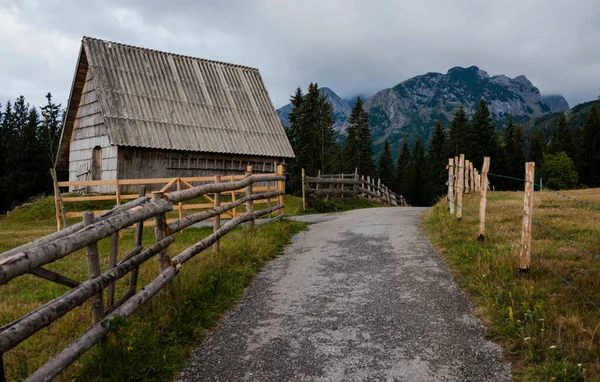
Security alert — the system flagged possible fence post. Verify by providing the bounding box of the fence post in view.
[302,168,306,212]
[469,162,475,192]
[453,156,459,203]
[152,192,171,272]
[277,164,285,216]
[448,158,455,214]
[456,154,465,220]
[106,228,119,309]
[519,162,535,271]
[213,175,221,255]
[477,157,491,240]
[354,168,358,195]
[464,160,470,194]
[50,168,68,231]
[128,185,145,295]
[82,211,105,325]
[245,166,255,227]
[177,178,183,225]
[367,176,372,198]
[231,175,237,218]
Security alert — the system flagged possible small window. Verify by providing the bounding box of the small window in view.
[92,146,102,180]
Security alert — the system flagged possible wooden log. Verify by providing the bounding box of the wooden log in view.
[128,186,145,296]
[358,187,380,199]
[50,168,67,231]
[152,192,171,272]
[28,267,80,288]
[246,166,255,227]
[303,176,361,185]
[302,168,306,212]
[453,155,459,203]
[230,175,237,218]
[277,164,285,216]
[25,266,178,382]
[448,158,455,214]
[464,160,470,194]
[177,179,183,227]
[306,188,359,196]
[0,237,174,355]
[456,154,465,220]
[469,162,475,192]
[213,175,221,255]
[0,196,149,263]
[477,157,491,240]
[82,212,105,325]
[166,175,284,204]
[519,162,535,271]
[106,231,119,309]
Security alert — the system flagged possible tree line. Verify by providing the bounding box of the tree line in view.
[0,94,64,213]
[285,85,600,206]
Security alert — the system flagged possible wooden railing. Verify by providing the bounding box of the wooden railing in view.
[52,168,283,231]
[300,168,408,211]
[0,165,286,381]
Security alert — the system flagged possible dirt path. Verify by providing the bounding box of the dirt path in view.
[178,207,511,381]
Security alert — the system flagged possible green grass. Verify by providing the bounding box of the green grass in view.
[424,189,600,381]
[0,196,307,381]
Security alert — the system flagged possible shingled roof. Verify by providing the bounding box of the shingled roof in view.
[56,36,294,167]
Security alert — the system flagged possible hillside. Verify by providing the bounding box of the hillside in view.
[523,99,598,140]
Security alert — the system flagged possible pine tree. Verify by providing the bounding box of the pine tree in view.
[447,105,471,157]
[470,99,501,169]
[503,115,516,177]
[395,138,411,198]
[578,104,600,186]
[410,140,426,206]
[548,112,575,159]
[284,87,304,194]
[511,125,525,181]
[39,93,63,168]
[298,83,321,175]
[527,129,546,167]
[377,139,394,189]
[317,91,339,173]
[344,97,373,175]
[427,118,447,203]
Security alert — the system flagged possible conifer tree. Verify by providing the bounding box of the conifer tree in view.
[344,97,373,175]
[578,104,600,186]
[395,138,411,198]
[377,139,394,189]
[410,139,426,206]
[511,125,525,181]
[548,112,575,159]
[427,118,447,202]
[446,105,471,157]
[503,115,516,176]
[285,87,304,194]
[470,99,501,169]
[317,91,339,173]
[358,105,373,176]
[527,129,546,167]
[39,93,63,168]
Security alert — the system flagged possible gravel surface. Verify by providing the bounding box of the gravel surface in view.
[178,207,511,382]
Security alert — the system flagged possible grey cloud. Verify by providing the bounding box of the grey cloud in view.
[0,0,598,110]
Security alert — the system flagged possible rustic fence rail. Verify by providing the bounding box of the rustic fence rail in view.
[301,168,408,211]
[0,165,286,381]
[51,169,283,231]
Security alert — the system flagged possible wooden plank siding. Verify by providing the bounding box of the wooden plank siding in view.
[68,68,117,193]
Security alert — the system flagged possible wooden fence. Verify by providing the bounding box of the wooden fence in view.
[301,168,408,211]
[51,167,284,231]
[0,165,285,381]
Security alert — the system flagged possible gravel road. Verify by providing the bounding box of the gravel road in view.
[178,207,511,382]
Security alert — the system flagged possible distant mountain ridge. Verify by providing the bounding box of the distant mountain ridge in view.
[276,66,570,156]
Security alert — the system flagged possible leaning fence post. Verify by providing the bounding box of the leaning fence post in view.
[82,211,105,325]
[277,164,285,216]
[213,175,221,255]
[456,154,465,220]
[245,166,255,227]
[302,168,306,212]
[464,160,470,194]
[50,168,68,231]
[152,192,171,272]
[448,158,455,214]
[477,157,491,240]
[519,162,535,271]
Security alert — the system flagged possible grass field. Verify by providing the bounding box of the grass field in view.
[424,188,600,381]
[0,195,307,381]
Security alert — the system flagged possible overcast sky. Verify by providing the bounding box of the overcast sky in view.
[1,0,599,110]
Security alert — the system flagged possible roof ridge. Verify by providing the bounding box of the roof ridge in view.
[82,36,259,72]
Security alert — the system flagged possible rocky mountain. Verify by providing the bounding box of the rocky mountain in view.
[542,95,570,113]
[276,87,352,132]
[365,66,558,154]
[276,66,567,156]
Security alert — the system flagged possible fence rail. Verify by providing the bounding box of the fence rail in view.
[300,169,408,211]
[0,165,286,381]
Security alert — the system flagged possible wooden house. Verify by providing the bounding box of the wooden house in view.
[56,37,294,192]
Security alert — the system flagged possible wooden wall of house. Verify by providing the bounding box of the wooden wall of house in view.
[68,68,117,193]
[117,147,284,192]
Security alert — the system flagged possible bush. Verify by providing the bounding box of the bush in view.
[540,152,578,190]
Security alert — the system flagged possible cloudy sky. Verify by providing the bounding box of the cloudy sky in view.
[1,0,599,110]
